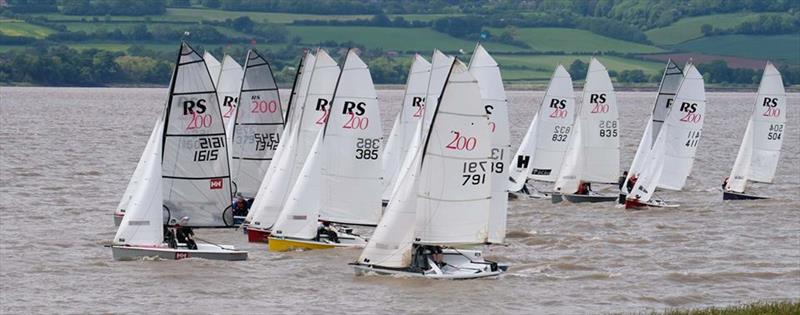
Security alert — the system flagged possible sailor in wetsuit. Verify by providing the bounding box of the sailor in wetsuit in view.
[317,220,339,243]
[174,217,197,250]
[618,171,628,204]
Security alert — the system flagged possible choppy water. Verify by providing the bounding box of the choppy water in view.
[1,87,798,314]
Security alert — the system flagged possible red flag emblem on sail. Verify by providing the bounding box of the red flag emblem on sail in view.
[210,178,223,190]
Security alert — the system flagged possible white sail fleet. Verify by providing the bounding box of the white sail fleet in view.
[111,41,788,279]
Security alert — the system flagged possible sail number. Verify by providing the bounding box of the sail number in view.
[462,161,488,186]
[446,131,477,151]
[355,138,380,160]
[599,120,618,137]
[768,124,783,140]
[552,125,570,142]
[685,130,701,148]
[194,136,224,161]
[489,148,504,174]
[255,133,279,151]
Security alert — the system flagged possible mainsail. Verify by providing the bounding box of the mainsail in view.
[509,65,576,191]
[468,43,510,244]
[381,54,432,201]
[248,49,339,232]
[629,64,706,202]
[161,42,233,228]
[727,62,786,192]
[229,49,284,198]
[554,58,619,192]
[203,51,222,87]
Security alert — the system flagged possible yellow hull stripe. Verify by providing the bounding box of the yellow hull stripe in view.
[267,237,336,252]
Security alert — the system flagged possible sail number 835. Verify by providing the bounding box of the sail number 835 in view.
[599,120,618,137]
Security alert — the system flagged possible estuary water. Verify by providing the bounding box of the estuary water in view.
[0,87,798,314]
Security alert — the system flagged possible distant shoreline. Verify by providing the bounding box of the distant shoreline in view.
[3,83,798,93]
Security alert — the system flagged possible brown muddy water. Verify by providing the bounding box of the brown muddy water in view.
[0,87,798,314]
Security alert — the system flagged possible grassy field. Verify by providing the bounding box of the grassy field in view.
[287,26,524,53]
[57,21,252,39]
[675,34,800,65]
[0,19,56,38]
[643,300,799,315]
[494,54,665,81]
[489,27,665,54]
[645,12,787,46]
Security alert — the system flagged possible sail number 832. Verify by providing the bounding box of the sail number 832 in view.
[355,138,380,160]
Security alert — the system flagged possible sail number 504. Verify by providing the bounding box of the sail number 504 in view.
[768,124,783,140]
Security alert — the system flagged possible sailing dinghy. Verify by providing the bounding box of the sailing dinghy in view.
[626,63,706,209]
[508,65,576,199]
[268,50,382,251]
[352,59,505,279]
[229,49,284,224]
[620,60,683,204]
[111,42,246,261]
[724,62,786,200]
[381,54,432,206]
[246,49,340,242]
[551,58,620,203]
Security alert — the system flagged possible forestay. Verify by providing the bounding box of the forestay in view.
[248,50,339,232]
[230,49,284,198]
[244,52,315,224]
[382,54,431,201]
[415,60,491,245]
[114,118,164,245]
[727,62,786,192]
[624,60,683,190]
[161,42,233,228]
[554,58,619,192]
[630,64,706,201]
[508,65,575,191]
[468,43,509,244]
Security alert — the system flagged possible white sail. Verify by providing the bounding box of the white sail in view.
[319,50,383,225]
[114,119,164,246]
[509,65,575,190]
[630,64,706,201]
[624,60,683,191]
[230,50,284,198]
[217,55,245,133]
[248,50,339,231]
[415,60,491,245]
[468,43,510,244]
[203,51,222,88]
[381,54,431,201]
[245,52,315,223]
[727,62,786,192]
[116,120,162,217]
[555,58,619,192]
[271,130,324,240]
[422,50,455,132]
[161,42,232,227]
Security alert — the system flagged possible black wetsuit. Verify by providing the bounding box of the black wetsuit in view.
[176,227,197,250]
[618,175,627,204]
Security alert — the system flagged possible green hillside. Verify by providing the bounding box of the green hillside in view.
[675,34,800,64]
[644,12,786,45]
[489,27,665,54]
[0,19,55,38]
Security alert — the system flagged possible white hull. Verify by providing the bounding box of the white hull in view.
[353,249,505,280]
[111,243,247,261]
